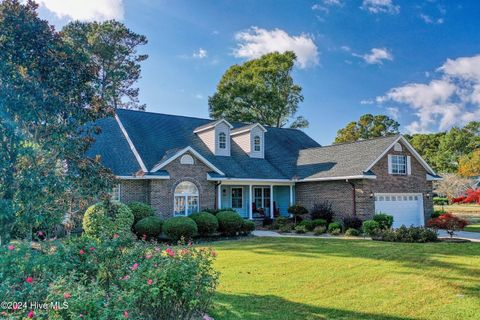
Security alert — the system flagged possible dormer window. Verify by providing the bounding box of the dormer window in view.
[254,135,261,152]
[219,132,226,149]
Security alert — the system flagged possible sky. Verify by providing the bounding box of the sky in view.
[35,0,480,145]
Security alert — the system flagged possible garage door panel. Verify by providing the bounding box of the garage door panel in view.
[374,193,424,228]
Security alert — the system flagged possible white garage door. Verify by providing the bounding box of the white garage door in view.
[374,193,424,228]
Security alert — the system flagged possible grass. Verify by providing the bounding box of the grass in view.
[465,224,480,233]
[208,237,480,320]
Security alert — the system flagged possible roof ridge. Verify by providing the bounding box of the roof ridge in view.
[306,134,401,150]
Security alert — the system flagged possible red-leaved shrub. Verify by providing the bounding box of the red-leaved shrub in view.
[427,213,468,238]
[463,188,480,205]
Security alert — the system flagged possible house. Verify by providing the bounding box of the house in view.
[88,109,442,228]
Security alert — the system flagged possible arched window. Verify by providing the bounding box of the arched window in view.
[174,181,199,216]
[253,135,261,152]
[180,154,194,165]
[218,132,226,149]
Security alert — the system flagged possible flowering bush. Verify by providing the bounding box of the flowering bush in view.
[0,235,218,319]
[427,213,469,238]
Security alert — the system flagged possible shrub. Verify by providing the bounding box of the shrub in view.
[279,224,294,233]
[433,197,449,205]
[163,216,198,241]
[241,220,256,235]
[312,219,327,228]
[373,226,438,243]
[271,217,291,230]
[427,213,468,238]
[288,204,308,223]
[431,209,445,218]
[345,228,361,237]
[298,220,314,231]
[217,211,244,236]
[329,228,341,236]
[203,208,236,215]
[127,202,155,224]
[313,225,327,235]
[362,220,380,236]
[134,216,163,239]
[295,224,307,234]
[83,202,134,239]
[328,222,342,233]
[310,201,335,224]
[343,216,363,230]
[189,212,219,236]
[373,213,394,230]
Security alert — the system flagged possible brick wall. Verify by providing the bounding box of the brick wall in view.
[119,180,149,203]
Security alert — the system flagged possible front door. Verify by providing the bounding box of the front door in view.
[254,187,270,216]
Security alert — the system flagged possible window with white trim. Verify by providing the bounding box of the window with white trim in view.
[231,187,243,209]
[218,132,226,149]
[111,184,121,202]
[174,181,199,216]
[180,154,194,165]
[391,155,407,175]
[253,135,261,152]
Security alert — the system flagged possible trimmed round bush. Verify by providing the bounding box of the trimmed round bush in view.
[362,220,380,236]
[373,213,394,230]
[127,202,155,224]
[163,216,198,241]
[189,212,219,236]
[241,220,256,235]
[298,220,314,231]
[328,222,342,233]
[83,202,134,239]
[134,216,163,238]
[295,224,307,234]
[312,219,327,228]
[345,228,361,237]
[217,211,244,235]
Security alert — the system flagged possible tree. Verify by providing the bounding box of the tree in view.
[209,51,307,128]
[334,114,400,144]
[0,0,113,240]
[61,20,148,110]
[433,173,473,199]
[427,213,468,238]
[458,149,480,177]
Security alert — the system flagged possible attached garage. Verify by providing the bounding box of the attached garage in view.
[374,193,424,228]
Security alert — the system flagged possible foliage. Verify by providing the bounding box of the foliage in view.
[345,228,361,237]
[312,219,328,228]
[342,216,363,230]
[373,213,394,230]
[427,213,469,238]
[328,222,342,233]
[0,200,14,245]
[202,208,236,215]
[189,212,219,236]
[362,220,380,236]
[458,149,480,177]
[209,51,307,128]
[0,236,218,319]
[294,225,308,234]
[297,220,314,231]
[0,0,114,241]
[463,188,480,204]
[241,220,256,235]
[83,202,134,239]
[310,201,335,224]
[216,211,244,236]
[288,205,308,224]
[134,216,163,239]
[433,197,449,205]
[163,216,198,241]
[62,20,148,110]
[271,217,291,230]
[313,225,327,235]
[434,173,473,199]
[128,202,155,224]
[373,226,438,243]
[278,224,294,233]
[334,114,400,144]
[432,209,446,218]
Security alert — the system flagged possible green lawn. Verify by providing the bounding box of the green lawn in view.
[208,237,480,320]
[465,224,480,233]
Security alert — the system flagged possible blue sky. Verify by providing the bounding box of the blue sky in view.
[37,0,480,145]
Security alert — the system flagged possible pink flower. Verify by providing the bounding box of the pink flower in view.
[124,311,129,318]
[130,263,139,271]
[8,245,14,251]
[37,231,44,236]
[26,277,33,283]
[28,310,34,318]
[13,304,19,310]
[79,249,85,255]
[64,292,71,299]
[121,275,130,280]
[145,254,152,259]
[211,250,217,257]
[147,279,153,285]
[89,247,95,251]
[113,233,119,239]
[165,248,175,257]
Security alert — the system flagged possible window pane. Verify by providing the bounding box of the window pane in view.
[231,188,243,208]
[254,136,261,152]
[175,181,198,194]
[219,132,226,149]
[187,196,199,214]
[174,196,186,215]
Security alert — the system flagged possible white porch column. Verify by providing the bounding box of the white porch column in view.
[270,185,274,219]
[248,184,253,220]
[217,183,222,209]
[289,184,294,205]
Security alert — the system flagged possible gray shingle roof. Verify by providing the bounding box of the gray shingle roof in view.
[87,109,405,180]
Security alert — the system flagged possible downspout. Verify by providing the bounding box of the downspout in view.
[346,179,356,216]
[214,182,221,210]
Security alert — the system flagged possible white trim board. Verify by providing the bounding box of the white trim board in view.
[116,175,170,180]
[230,123,268,136]
[151,146,225,176]
[207,174,375,184]
[115,114,148,173]
[193,119,233,134]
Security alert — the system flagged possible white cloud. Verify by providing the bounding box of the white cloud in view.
[355,48,393,64]
[361,0,400,14]
[386,107,400,120]
[419,14,444,25]
[233,27,319,69]
[36,0,124,21]
[312,0,343,13]
[376,54,480,133]
[195,94,204,100]
[192,48,208,59]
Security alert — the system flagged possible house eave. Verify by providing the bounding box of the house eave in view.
[116,175,170,180]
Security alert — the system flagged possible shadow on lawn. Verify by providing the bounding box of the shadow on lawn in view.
[211,292,415,320]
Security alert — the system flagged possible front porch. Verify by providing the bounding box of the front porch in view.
[216,181,295,219]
